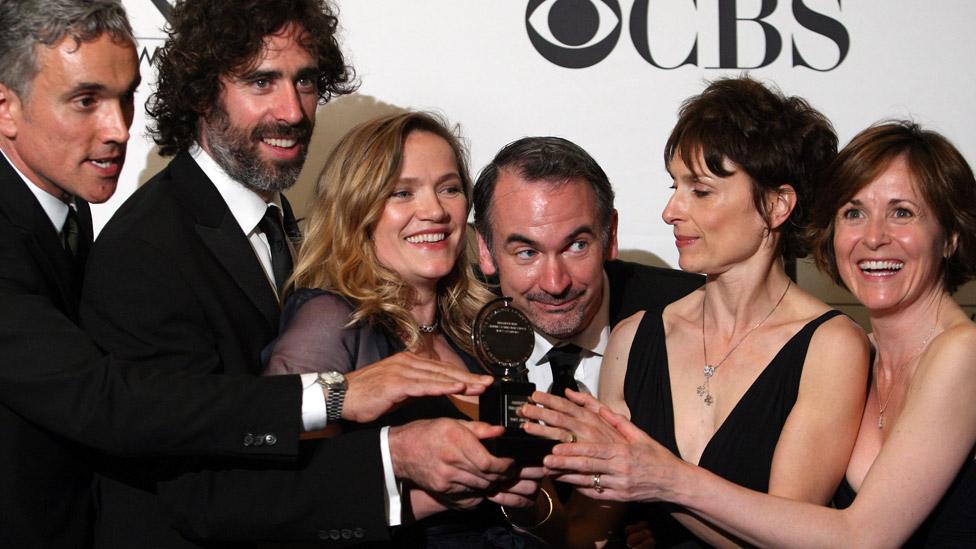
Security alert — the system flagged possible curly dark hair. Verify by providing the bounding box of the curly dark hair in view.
[811,121,976,293]
[147,0,356,156]
[665,76,837,260]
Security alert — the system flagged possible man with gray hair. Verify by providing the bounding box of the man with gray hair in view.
[0,1,501,546]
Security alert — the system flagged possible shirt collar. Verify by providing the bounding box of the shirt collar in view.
[530,271,611,365]
[0,147,69,232]
[190,143,281,235]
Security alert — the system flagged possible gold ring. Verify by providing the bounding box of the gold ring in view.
[569,432,578,443]
[592,473,604,493]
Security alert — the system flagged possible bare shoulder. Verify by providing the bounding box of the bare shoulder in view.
[661,288,704,328]
[799,311,870,392]
[919,320,976,381]
[808,311,870,357]
[609,310,645,342]
[599,311,645,411]
[604,310,644,368]
[815,311,868,341]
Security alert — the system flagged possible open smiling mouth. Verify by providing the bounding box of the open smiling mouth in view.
[858,260,904,276]
[405,233,446,244]
[262,137,297,149]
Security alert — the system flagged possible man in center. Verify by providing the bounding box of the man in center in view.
[473,137,703,396]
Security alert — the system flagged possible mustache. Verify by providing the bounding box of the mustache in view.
[251,119,313,143]
[525,287,585,305]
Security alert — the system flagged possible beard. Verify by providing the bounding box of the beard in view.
[203,105,313,194]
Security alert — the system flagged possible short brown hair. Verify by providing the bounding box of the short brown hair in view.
[811,121,976,293]
[665,76,837,260]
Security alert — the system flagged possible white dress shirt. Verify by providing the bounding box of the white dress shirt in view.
[526,272,611,397]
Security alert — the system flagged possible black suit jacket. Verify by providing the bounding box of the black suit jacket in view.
[604,259,704,327]
[81,151,387,547]
[0,153,324,547]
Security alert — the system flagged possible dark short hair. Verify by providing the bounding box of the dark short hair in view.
[0,0,133,98]
[665,76,837,260]
[473,136,615,252]
[811,121,976,293]
[147,0,356,156]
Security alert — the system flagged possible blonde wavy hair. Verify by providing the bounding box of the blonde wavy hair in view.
[289,111,492,353]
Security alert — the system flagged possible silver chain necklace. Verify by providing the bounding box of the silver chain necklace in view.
[698,279,791,406]
[874,296,943,429]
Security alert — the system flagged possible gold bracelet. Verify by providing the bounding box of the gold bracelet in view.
[499,487,554,530]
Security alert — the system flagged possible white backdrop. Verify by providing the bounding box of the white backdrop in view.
[111,0,976,323]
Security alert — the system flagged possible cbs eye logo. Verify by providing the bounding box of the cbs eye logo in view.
[526,0,622,69]
[527,0,850,71]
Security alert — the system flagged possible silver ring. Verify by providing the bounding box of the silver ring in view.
[592,473,604,493]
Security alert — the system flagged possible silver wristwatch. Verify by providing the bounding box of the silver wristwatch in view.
[316,371,347,422]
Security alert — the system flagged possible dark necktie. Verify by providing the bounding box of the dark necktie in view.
[258,205,293,295]
[62,206,80,260]
[546,343,583,396]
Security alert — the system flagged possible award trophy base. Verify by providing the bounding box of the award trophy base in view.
[480,379,556,464]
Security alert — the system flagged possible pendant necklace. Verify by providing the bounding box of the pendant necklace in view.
[699,279,791,406]
[874,296,943,429]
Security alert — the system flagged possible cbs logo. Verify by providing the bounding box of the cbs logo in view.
[526,0,849,71]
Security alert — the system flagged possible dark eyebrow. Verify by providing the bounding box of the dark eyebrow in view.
[239,69,281,82]
[848,198,918,206]
[127,74,142,95]
[503,225,595,248]
[565,225,596,243]
[505,233,538,248]
[63,82,107,97]
[295,67,320,80]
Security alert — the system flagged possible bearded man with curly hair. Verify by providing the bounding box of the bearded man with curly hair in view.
[79,0,524,546]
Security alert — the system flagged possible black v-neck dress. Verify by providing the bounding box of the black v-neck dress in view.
[623,308,841,547]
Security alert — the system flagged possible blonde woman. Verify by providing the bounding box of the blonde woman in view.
[264,111,545,548]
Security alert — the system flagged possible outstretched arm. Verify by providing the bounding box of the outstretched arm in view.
[550,324,976,548]
[264,292,492,424]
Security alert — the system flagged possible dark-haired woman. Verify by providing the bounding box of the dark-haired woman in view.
[522,77,869,547]
[545,121,976,547]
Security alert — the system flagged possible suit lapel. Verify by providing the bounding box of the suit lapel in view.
[168,152,281,328]
[0,156,82,314]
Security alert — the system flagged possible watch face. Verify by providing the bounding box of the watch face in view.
[321,371,345,385]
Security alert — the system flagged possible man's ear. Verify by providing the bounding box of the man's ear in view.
[477,232,497,276]
[766,184,797,230]
[605,209,619,261]
[0,83,22,139]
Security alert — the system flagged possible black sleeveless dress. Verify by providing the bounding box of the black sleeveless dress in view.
[833,442,976,547]
[623,308,842,547]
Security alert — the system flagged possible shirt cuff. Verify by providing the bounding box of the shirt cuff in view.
[381,426,402,527]
[299,373,328,431]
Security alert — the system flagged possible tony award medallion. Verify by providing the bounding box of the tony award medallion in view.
[473,297,556,463]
